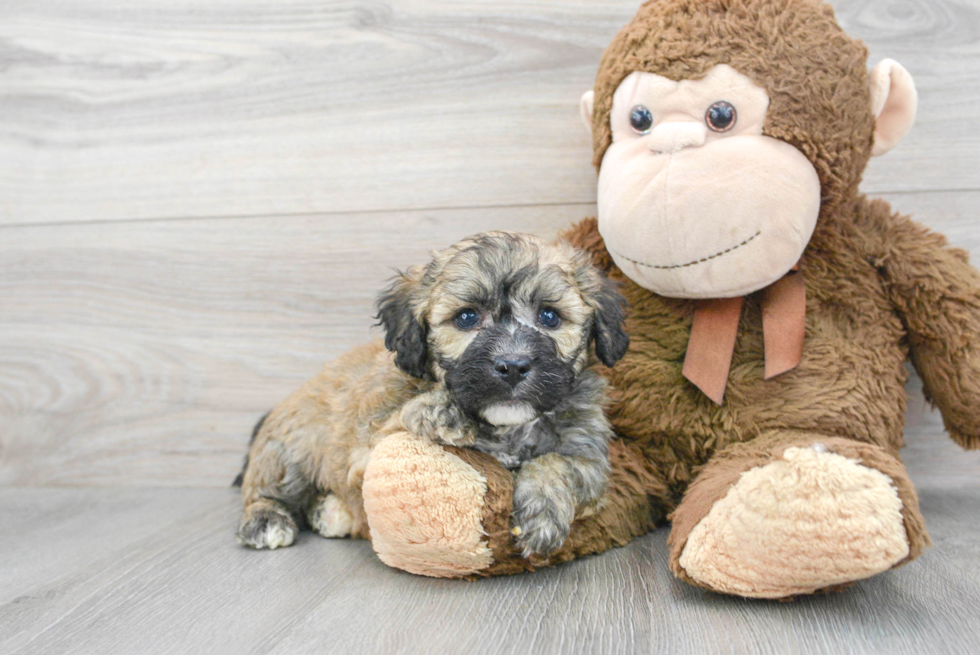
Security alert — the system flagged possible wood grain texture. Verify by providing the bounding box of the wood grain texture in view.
[1,0,979,648]
[0,0,978,226]
[3,195,980,487]
[1,487,979,655]
[0,204,588,486]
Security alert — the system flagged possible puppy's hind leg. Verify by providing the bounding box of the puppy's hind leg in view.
[238,499,299,550]
[307,493,354,538]
[238,439,313,550]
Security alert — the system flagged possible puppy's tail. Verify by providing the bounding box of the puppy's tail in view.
[232,411,270,488]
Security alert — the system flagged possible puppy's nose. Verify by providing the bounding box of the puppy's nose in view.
[493,356,532,388]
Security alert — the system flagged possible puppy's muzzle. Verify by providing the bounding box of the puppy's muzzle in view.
[493,356,532,388]
[444,320,574,419]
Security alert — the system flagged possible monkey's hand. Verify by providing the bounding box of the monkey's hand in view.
[874,207,980,451]
[398,390,477,447]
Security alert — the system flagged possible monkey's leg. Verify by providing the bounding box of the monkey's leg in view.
[668,431,930,599]
[237,438,314,550]
[362,432,666,577]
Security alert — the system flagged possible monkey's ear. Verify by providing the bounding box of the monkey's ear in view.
[869,59,917,157]
[580,90,595,135]
[590,277,630,368]
[375,270,429,379]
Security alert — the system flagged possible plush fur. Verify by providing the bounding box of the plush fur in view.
[589,0,875,208]
[355,0,980,597]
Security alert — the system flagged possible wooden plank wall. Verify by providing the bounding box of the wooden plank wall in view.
[2,0,979,487]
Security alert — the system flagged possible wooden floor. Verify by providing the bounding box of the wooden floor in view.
[2,483,980,655]
[2,0,979,652]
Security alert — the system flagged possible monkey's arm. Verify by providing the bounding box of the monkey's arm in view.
[873,203,980,450]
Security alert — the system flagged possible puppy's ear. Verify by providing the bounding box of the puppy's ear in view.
[590,277,630,367]
[567,243,630,367]
[376,269,429,379]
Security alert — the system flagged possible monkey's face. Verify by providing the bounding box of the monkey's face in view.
[376,233,629,426]
[591,65,821,299]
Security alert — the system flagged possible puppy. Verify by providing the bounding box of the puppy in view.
[236,231,629,557]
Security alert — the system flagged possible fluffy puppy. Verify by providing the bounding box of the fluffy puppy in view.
[236,231,629,557]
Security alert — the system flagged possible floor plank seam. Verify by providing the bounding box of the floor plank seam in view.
[0,200,602,231]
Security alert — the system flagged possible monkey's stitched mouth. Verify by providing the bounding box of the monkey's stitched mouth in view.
[612,231,761,271]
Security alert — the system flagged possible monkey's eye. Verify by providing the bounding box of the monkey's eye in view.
[454,309,480,330]
[537,308,561,329]
[629,105,654,134]
[706,101,737,132]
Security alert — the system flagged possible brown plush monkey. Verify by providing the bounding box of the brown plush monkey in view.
[357,0,980,598]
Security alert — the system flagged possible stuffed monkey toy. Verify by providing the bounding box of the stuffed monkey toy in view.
[359,0,980,598]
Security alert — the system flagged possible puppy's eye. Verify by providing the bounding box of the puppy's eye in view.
[706,101,736,132]
[629,105,653,134]
[538,308,561,329]
[454,309,480,330]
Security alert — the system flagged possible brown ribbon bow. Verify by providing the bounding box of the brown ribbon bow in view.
[681,267,806,404]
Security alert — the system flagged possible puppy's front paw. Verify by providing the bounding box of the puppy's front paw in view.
[511,493,574,558]
[237,506,297,550]
[399,392,476,447]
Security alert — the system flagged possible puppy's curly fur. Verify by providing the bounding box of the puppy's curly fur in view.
[235,232,629,557]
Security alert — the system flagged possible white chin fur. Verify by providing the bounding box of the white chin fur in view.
[480,402,537,426]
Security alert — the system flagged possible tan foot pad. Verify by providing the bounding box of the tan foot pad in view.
[678,446,910,599]
[362,432,493,578]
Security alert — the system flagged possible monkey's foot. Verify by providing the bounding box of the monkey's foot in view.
[675,444,911,599]
[362,432,494,577]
